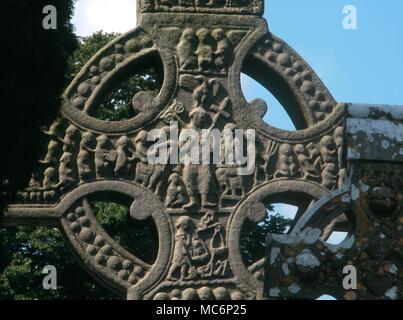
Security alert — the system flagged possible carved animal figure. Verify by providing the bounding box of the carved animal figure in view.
[40,140,61,166]
[294,144,320,180]
[182,107,215,209]
[61,125,80,155]
[216,166,245,197]
[319,135,338,189]
[28,173,42,203]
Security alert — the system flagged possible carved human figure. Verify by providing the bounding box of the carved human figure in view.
[61,124,80,155]
[77,132,96,183]
[212,28,231,73]
[196,28,214,72]
[165,173,186,208]
[319,135,338,189]
[114,135,135,178]
[274,143,299,178]
[182,107,215,209]
[146,129,170,195]
[177,28,198,71]
[42,167,58,203]
[133,130,153,187]
[215,123,246,197]
[167,217,194,281]
[294,144,320,180]
[95,134,116,179]
[40,140,61,167]
[58,152,77,191]
[40,120,63,166]
[27,173,42,203]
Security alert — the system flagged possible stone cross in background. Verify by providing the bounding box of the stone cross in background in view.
[265,104,403,300]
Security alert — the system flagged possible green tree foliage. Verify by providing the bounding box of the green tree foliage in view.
[0,1,77,210]
[240,207,292,266]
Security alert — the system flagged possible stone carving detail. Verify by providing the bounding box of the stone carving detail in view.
[64,199,149,286]
[139,0,264,16]
[167,212,229,281]
[5,3,352,300]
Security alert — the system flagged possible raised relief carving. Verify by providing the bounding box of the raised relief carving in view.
[177,28,198,72]
[95,134,116,179]
[167,212,229,281]
[319,135,338,190]
[65,199,149,286]
[177,28,234,75]
[165,173,187,208]
[77,132,96,183]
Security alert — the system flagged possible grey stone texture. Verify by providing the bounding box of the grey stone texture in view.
[2,1,401,300]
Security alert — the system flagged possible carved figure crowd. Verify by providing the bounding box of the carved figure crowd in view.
[256,126,344,190]
[177,28,232,74]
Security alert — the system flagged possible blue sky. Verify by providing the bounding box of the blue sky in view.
[73,1,403,131]
[242,0,403,130]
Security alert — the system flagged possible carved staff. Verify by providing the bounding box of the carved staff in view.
[209,97,230,130]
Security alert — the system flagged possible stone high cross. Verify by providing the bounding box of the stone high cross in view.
[2,0,402,300]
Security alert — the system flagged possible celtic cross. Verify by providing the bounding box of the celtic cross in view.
[3,1,399,300]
